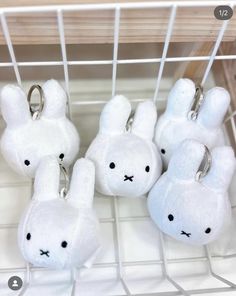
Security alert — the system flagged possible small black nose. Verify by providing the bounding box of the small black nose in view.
[181,230,191,237]
[124,175,134,182]
[40,249,50,257]
[59,153,64,160]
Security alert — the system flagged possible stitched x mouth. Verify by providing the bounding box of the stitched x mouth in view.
[40,249,50,257]
[181,230,191,237]
[124,175,134,182]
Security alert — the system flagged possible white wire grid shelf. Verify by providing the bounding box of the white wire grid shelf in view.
[0,1,236,296]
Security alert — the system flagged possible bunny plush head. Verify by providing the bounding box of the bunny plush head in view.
[148,139,235,245]
[155,78,230,168]
[86,95,162,198]
[18,157,100,269]
[0,79,79,177]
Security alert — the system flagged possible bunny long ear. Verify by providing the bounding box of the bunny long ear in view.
[41,79,67,119]
[168,139,206,181]
[131,100,157,140]
[197,87,230,129]
[67,158,95,209]
[165,78,196,118]
[0,84,31,128]
[202,146,235,192]
[34,156,60,201]
[99,95,131,135]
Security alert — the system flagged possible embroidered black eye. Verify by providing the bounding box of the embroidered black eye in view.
[109,162,115,169]
[26,233,31,240]
[61,241,68,248]
[168,214,174,221]
[205,228,211,234]
[161,149,166,154]
[24,160,30,166]
[145,166,150,172]
[59,153,64,160]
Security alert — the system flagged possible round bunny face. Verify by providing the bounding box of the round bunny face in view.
[18,157,101,269]
[0,80,79,177]
[149,179,231,245]
[1,119,78,177]
[105,134,159,197]
[155,79,230,168]
[86,95,162,198]
[148,139,235,246]
[19,200,79,269]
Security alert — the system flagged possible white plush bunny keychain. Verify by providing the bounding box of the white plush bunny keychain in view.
[155,78,230,168]
[18,156,101,269]
[148,139,235,245]
[0,79,79,177]
[86,95,162,198]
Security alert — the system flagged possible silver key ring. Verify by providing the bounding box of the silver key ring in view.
[27,85,45,120]
[188,85,204,121]
[59,165,69,199]
[126,111,135,132]
[195,145,212,182]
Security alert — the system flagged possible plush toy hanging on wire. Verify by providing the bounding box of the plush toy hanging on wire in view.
[86,95,162,198]
[0,79,79,177]
[148,139,235,245]
[155,78,230,168]
[18,156,101,269]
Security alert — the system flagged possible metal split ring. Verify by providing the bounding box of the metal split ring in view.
[195,145,212,182]
[59,165,69,199]
[27,84,45,120]
[188,84,204,121]
[126,111,135,131]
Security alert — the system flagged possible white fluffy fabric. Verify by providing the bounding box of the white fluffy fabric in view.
[155,78,230,168]
[0,79,79,177]
[18,157,101,269]
[148,139,235,245]
[86,95,162,198]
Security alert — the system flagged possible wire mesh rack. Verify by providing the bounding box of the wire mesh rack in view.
[0,1,236,296]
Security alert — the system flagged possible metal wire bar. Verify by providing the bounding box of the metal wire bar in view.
[0,216,150,229]
[110,9,132,293]
[201,18,230,86]
[17,263,31,296]
[111,7,121,97]
[225,110,236,123]
[1,55,236,69]
[226,106,236,146]
[205,245,236,289]
[159,231,190,296]
[1,247,236,275]
[113,197,131,295]
[17,283,29,296]
[0,1,235,14]
[70,268,77,296]
[0,12,21,85]
[17,182,34,296]
[153,5,177,103]
[3,211,236,227]
[57,9,72,120]
[1,272,236,296]
[113,286,236,296]
[70,280,77,296]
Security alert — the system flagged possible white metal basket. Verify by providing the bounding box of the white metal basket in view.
[0,1,236,296]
